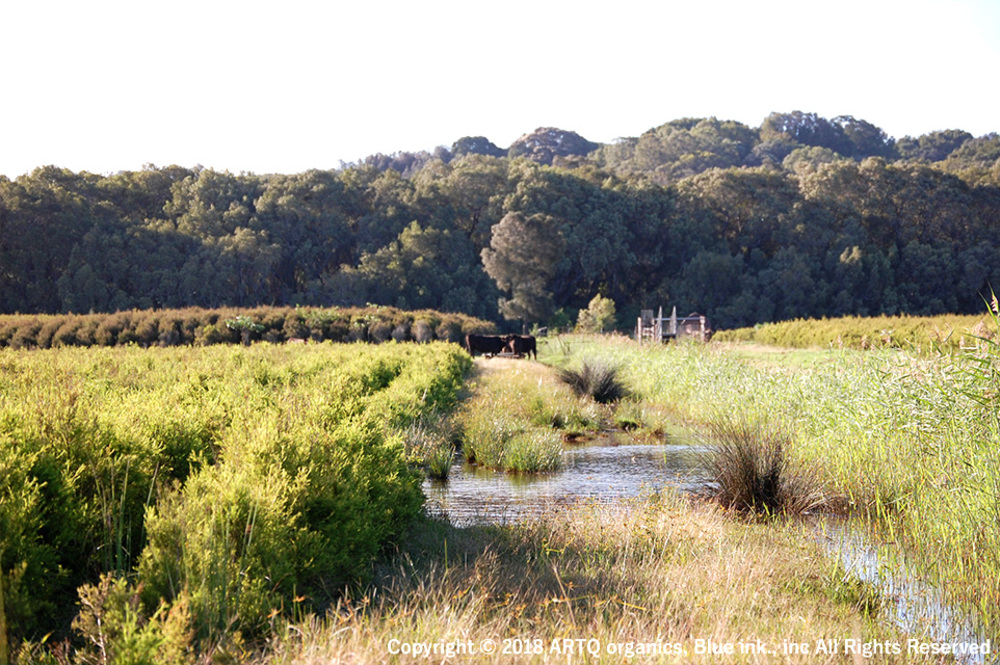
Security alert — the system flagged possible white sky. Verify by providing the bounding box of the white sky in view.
[2,0,998,178]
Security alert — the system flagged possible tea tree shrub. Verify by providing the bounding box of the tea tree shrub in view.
[716,313,992,351]
[0,306,495,349]
[0,341,470,650]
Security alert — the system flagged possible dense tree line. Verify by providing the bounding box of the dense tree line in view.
[2,112,999,330]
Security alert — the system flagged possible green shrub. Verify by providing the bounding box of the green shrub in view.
[72,574,195,665]
[139,418,424,638]
[0,341,470,650]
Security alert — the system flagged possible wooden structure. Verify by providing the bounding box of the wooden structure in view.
[636,306,711,343]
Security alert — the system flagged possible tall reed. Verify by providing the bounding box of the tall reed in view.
[556,327,1000,629]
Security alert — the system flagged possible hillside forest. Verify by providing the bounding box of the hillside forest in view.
[2,111,999,330]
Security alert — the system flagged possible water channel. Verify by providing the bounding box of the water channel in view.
[423,431,706,527]
[422,432,997,663]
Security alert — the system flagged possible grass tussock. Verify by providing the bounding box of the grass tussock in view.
[703,415,827,516]
[556,360,629,404]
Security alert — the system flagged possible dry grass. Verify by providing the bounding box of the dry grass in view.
[258,492,927,664]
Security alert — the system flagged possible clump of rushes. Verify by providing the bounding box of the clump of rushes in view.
[704,414,826,516]
[461,411,522,470]
[557,360,629,404]
[503,430,563,473]
[403,420,457,480]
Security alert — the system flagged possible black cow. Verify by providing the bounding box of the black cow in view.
[465,334,506,357]
[504,334,537,360]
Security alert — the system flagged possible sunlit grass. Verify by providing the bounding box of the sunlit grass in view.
[454,358,603,472]
[547,330,1000,631]
[258,493,931,664]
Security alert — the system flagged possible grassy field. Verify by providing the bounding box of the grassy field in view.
[4,328,998,663]
[540,331,1000,638]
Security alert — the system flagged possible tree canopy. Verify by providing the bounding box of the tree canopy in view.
[2,111,998,331]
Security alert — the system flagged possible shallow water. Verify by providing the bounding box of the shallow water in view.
[422,432,706,527]
[422,432,997,660]
[818,519,997,663]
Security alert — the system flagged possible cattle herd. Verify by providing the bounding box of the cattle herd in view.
[465,334,537,359]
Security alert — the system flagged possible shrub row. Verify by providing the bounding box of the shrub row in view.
[0,305,495,350]
[713,313,996,352]
[0,342,472,659]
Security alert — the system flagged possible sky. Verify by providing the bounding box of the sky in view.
[3,0,999,179]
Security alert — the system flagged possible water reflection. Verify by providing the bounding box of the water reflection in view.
[423,432,996,659]
[422,432,706,527]
[819,519,997,664]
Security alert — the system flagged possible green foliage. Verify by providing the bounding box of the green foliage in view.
[481,212,564,324]
[72,574,194,665]
[2,116,998,333]
[0,341,469,654]
[575,294,617,333]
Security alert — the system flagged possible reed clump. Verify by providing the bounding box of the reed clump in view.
[556,360,629,404]
[703,415,826,516]
[403,421,458,480]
